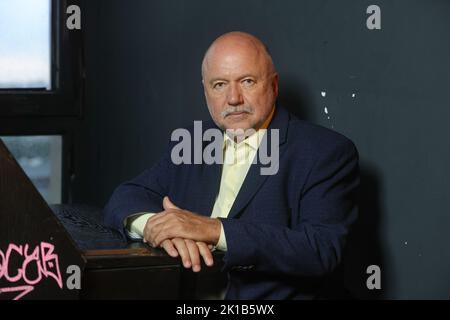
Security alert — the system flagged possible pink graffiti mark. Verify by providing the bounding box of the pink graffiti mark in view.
[0,242,62,300]
[0,285,34,300]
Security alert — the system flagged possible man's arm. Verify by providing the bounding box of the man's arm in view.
[102,141,174,238]
[125,213,155,240]
[145,138,359,277]
[144,196,222,247]
[102,140,216,271]
[220,139,359,277]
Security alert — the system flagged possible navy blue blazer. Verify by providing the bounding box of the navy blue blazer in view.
[103,106,359,299]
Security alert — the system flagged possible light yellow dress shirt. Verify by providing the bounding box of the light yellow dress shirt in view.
[125,107,276,251]
[209,128,267,250]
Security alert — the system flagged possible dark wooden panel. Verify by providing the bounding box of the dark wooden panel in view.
[80,265,181,300]
[50,203,228,299]
[83,247,179,269]
[0,139,86,300]
[0,141,228,300]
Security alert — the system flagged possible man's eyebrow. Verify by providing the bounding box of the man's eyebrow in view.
[209,78,228,84]
[208,74,257,84]
[238,74,257,79]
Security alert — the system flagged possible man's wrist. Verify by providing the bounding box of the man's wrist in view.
[124,213,155,241]
[207,218,222,245]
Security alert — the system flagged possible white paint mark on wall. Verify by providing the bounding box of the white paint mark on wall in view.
[321,91,334,129]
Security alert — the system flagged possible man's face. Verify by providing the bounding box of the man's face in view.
[202,43,278,132]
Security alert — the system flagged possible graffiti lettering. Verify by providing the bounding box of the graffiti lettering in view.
[0,242,62,300]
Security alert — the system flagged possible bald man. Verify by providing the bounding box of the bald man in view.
[103,32,359,299]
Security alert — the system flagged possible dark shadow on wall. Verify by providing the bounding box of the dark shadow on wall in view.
[277,75,314,121]
[344,163,387,299]
[277,77,386,299]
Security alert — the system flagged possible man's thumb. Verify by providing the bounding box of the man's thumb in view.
[163,196,179,210]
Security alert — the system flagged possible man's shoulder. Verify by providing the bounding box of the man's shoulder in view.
[285,111,358,156]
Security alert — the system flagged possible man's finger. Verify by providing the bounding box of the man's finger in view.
[184,239,201,272]
[172,238,192,269]
[163,196,180,210]
[145,213,173,246]
[197,242,214,267]
[144,213,163,242]
[153,220,180,247]
[146,210,180,235]
[160,239,178,258]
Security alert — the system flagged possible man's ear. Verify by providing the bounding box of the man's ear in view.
[272,73,279,98]
[202,79,209,99]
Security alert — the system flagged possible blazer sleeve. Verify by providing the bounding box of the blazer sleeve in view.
[220,138,360,277]
[102,141,175,238]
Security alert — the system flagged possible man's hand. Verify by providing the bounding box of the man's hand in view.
[159,238,214,272]
[144,196,221,248]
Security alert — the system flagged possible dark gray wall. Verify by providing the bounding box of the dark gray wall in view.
[74,0,450,299]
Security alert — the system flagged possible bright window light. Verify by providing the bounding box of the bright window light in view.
[0,0,52,89]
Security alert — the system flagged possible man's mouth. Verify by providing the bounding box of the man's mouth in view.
[227,111,249,117]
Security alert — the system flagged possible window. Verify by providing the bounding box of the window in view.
[0,0,83,117]
[1,135,62,204]
[0,0,82,204]
[0,0,52,90]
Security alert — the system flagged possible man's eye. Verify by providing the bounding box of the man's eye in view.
[242,79,255,87]
[213,82,225,89]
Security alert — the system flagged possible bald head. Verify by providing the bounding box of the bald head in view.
[202,32,276,78]
[201,32,278,132]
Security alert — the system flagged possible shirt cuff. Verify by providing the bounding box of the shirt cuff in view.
[123,213,155,239]
[215,220,228,251]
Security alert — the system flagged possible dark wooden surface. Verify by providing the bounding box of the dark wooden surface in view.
[0,139,227,300]
[51,203,227,299]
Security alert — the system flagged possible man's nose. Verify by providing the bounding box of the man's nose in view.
[227,83,244,106]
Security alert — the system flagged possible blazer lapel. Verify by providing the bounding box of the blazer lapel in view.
[227,107,290,219]
[198,161,222,217]
[196,120,223,217]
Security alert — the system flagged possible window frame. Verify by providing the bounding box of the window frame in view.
[0,0,84,117]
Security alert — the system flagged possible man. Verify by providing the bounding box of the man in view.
[103,31,359,299]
